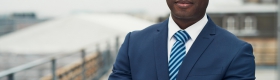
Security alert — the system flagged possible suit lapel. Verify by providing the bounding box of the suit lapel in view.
[177,17,217,80]
[154,19,169,80]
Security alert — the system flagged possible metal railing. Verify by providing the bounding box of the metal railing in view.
[0,37,119,80]
[0,50,83,80]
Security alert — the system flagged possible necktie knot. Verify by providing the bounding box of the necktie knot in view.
[174,30,190,43]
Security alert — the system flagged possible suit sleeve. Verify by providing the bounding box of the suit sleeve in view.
[108,32,132,80]
[224,43,256,80]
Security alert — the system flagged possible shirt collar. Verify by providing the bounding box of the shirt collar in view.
[168,14,208,41]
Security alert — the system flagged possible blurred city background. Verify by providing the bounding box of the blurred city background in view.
[0,0,279,80]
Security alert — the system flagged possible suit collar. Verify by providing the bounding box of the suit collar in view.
[176,16,217,80]
[154,19,170,80]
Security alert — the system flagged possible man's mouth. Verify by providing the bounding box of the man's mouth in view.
[175,0,194,8]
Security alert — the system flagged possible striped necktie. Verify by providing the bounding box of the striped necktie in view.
[169,30,190,80]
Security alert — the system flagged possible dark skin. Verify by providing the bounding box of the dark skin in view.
[166,0,209,29]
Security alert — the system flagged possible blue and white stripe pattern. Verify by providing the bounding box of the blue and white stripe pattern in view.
[169,30,190,80]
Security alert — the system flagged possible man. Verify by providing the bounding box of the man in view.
[109,0,255,80]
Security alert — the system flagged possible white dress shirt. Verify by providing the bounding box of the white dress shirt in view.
[167,14,208,61]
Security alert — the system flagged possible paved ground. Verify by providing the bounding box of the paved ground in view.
[100,66,278,80]
[100,67,112,80]
[256,66,277,80]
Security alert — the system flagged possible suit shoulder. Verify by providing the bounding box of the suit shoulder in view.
[215,26,249,45]
[130,21,164,36]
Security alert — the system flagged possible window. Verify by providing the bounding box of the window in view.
[242,16,257,34]
[227,17,236,32]
[244,0,277,4]
[223,16,238,34]
[244,0,259,3]
[223,16,258,36]
[260,0,277,4]
[244,16,254,30]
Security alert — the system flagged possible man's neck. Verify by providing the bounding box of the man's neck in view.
[171,14,205,29]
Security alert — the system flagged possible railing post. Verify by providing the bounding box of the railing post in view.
[116,36,120,54]
[106,41,111,67]
[115,36,119,62]
[7,73,14,80]
[81,49,86,80]
[95,44,102,69]
[51,58,57,80]
[96,44,100,54]
[112,36,120,65]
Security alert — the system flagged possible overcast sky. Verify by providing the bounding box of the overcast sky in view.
[0,0,242,18]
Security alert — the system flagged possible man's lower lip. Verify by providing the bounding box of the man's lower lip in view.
[176,3,192,8]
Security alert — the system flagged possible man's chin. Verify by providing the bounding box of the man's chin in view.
[172,13,193,20]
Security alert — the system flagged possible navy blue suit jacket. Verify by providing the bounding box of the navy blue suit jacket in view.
[109,17,255,80]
